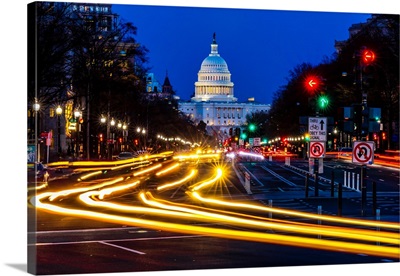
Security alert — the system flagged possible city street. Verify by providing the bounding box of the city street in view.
[28,153,399,275]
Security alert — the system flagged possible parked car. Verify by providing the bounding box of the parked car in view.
[117,152,135,160]
[338,147,353,157]
[27,162,51,182]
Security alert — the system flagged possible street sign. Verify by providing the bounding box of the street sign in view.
[308,117,327,141]
[352,141,374,164]
[309,141,325,158]
[249,138,254,146]
[253,137,261,146]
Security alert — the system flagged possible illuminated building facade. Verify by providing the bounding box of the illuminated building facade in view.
[178,33,270,140]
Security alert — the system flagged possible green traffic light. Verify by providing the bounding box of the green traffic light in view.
[249,124,256,132]
[241,133,247,139]
[318,95,329,109]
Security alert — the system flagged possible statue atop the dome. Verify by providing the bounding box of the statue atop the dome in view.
[213,32,216,44]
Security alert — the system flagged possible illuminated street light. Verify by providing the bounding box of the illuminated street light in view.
[33,102,40,112]
[74,109,81,158]
[56,105,62,156]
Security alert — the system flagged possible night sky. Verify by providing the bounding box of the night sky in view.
[112,3,372,104]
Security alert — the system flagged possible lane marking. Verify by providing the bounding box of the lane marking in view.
[261,165,297,187]
[99,241,146,255]
[29,234,202,246]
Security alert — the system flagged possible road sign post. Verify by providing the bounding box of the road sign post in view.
[352,141,374,216]
[308,117,327,142]
[308,117,328,198]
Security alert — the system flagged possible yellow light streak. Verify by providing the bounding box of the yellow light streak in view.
[141,192,400,245]
[156,163,180,176]
[133,163,162,176]
[173,153,221,161]
[190,191,400,230]
[31,156,400,260]
[32,192,400,259]
[48,177,124,201]
[157,169,197,191]
[98,180,141,200]
[79,171,102,180]
[190,168,223,191]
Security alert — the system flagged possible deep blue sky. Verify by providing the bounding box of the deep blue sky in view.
[112,4,371,104]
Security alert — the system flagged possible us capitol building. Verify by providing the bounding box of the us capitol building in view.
[178,33,271,141]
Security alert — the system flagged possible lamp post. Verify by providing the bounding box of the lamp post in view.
[33,101,41,162]
[110,118,115,158]
[136,127,146,151]
[74,109,81,159]
[117,121,122,153]
[122,123,127,151]
[100,116,106,158]
[56,106,62,157]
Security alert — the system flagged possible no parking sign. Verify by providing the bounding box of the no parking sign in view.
[352,141,374,164]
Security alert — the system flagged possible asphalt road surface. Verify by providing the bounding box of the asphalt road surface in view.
[28,154,399,275]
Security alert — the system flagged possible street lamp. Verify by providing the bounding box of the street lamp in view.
[56,105,63,157]
[33,100,41,162]
[122,123,127,151]
[74,109,81,158]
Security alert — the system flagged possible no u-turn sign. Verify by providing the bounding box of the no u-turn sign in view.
[309,141,325,158]
[352,141,374,164]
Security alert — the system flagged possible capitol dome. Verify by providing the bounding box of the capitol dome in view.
[193,33,236,102]
[200,55,229,73]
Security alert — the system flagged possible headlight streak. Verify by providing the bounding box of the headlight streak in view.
[48,177,125,201]
[238,151,265,160]
[31,159,400,259]
[133,164,162,176]
[28,182,48,191]
[79,171,103,181]
[190,168,223,191]
[190,191,400,230]
[156,163,180,176]
[79,191,209,221]
[32,191,400,259]
[157,169,197,191]
[98,180,141,200]
[140,192,399,245]
[173,153,221,162]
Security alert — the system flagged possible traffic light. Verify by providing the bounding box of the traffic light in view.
[361,48,375,65]
[318,95,329,109]
[235,128,241,137]
[382,132,386,140]
[229,128,233,136]
[249,124,256,132]
[304,75,321,92]
[304,133,310,142]
[99,133,103,142]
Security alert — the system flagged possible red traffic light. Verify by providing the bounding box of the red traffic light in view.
[304,76,320,91]
[362,49,375,64]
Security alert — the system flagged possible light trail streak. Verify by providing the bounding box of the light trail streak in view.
[157,169,197,191]
[156,163,180,176]
[48,177,125,201]
[190,168,223,191]
[32,191,400,259]
[98,180,141,200]
[190,191,400,230]
[133,163,162,176]
[238,151,265,160]
[173,153,221,162]
[141,192,400,245]
[31,159,400,260]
